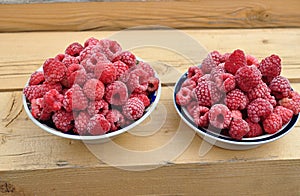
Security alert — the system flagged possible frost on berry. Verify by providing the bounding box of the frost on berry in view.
[63,84,88,112]
[52,109,74,132]
[106,109,125,131]
[94,62,117,84]
[188,66,203,82]
[263,113,282,134]
[29,71,45,85]
[208,104,232,129]
[244,118,263,138]
[269,76,291,99]
[147,77,159,93]
[43,58,67,83]
[61,64,87,88]
[274,106,293,125]
[74,111,90,135]
[176,87,193,106]
[224,49,246,75]
[81,53,109,73]
[87,114,111,135]
[278,91,300,115]
[87,99,109,116]
[259,54,281,82]
[83,79,105,101]
[98,39,122,61]
[229,118,249,140]
[43,89,64,113]
[105,81,128,106]
[246,54,259,67]
[194,80,222,107]
[235,65,262,92]
[200,52,220,74]
[126,69,149,93]
[113,51,137,68]
[181,78,196,90]
[193,106,209,127]
[122,97,145,120]
[84,37,100,48]
[225,89,248,110]
[247,98,273,123]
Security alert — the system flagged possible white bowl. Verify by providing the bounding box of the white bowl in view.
[173,72,299,150]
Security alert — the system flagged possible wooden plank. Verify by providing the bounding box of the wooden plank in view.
[0,0,300,32]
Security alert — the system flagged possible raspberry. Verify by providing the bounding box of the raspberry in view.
[113,60,129,79]
[246,81,270,101]
[278,91,300,115]
[229,118,249,140]
[215,73,236,93]
[193,106,209,127]
[181,78,196,90]
[113,51,137,67]
[247,98,273,123]
[65,42,84,57]
[122,97,145,120]
[194,80,222,107]
[210,64,225,82]
[246,54,259,67]
[244,118,263,138]
[63,84,88,112]
[130,93,150,107]
[74,111,90,135]
[43,89,64,113]
[87,99,109,116]
[52,109,74,132]
[81,53,109,73]
[210,51,223,64]
[222,53,231,62]
[106,109,125,131]
[127,69,148,93]
[84,37,100,48]
[208,104,232,129]
[263,113,282,134]
[31,98,52,121]
[83,79,105,101]
[188,66,203,82]
[94,62,117,84]
[274,106,293,125]
[98,39,122,61]
[139,62,155,78]
[147,77,159,93]
[235,65,262,92]
[29,71,45,85]
[87,114,111,135]
[24,85,45,102]
[176,87,193,106]
[259,54,281,82]
[224,49,246,75]
[105,81,128,106]
[43,58,67,83]
[198,74,211,82]
[60,54,80,67]
[225,89,248,110]
[269,76,291,99]
[186,101,198,116]
[200,53,218,74]
[61,64,87,88]
[231,110,243,119]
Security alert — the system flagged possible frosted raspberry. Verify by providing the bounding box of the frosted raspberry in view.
[24,85,45,102]
[86,73,96,80]
[94,62,117,84]
[61,64,87,88]
[127,69,148,93]
[63,84,88,112]
[246,54,259,67]
[105,81,128,105]
[176,87,193,106]
[244,118,263,138]
[87,114,111,135]
[259,54,281,82]
[113,51,137,67]
[113,60,129,79]
[84,37,100,47]
[74,111,90,135]
[52,109,74,132]
[43,58,67,83]
[229,118,249,140]
[29,71,45,85]
[225,89,248,110]
[60,54,80,67]
[224,49,246,74]
[278,91,300,115]
[194,80,222,107]
[198,74,211,82]
[235,65,262,92]
[83,79,105,101]
[130,93,150,107]
[210,64,225,82]
[147,77,159,93]
[247,98,273,123]
[269,76,291,99]
[79,45,93,61]
[139,62,155,78]
[201,53,218,74]
[181,79,196,90]
[231,110,243,119]
[188,66,203,82]
[87,99,109,116]
[106,109,125,131]
[98,39,122,61]
[222,53,231,62]
[265,93,277,107]
[31,98,52,121]
[208,104,232,129]
[263,113,282,134]
[81,53,109,73]
[193,106,209,127]
[247,81,270,101]
[215,73,236,93]
[43,89,64,113]
[65,42,83,57]
[186,101,198,116]
[122,97,145,120]
[210,51,223,64]
[274,106,293,125]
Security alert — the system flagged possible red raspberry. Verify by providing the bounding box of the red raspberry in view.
[231,110,243,119]
[74,111,90,135]
[98,39,122,61]
[84,37,100,48]
[247,81,270,101]
[83,79,105,101]
[181,78,196,90]
[229,118,249,140]
[43,58,67,83]
[246,54,259,67]
[193,106,209,127]
[188,66,203,82]
[278,91,300,115]
[87,99,109,116]
[113,51,137,67]
[247,98,273,123]
[235,65,262,92]
[274,106,293,125]
[194,80,222,107]
[198,74,211,82]
[43,89,64,113]
[81,53,109,73]
[210,64,225,82]
[265,93,277,107]
[224,49,246,75]
[61,64,87,88]
[24,85,45,102]
[63,84,88,112]
[87,114,111,135]
[201,53,219,74]
[105,81,128,106]
[186,101,198,116]
[222,52,231,62]
[127,69,148,93]
[106,109,125,131]
[113,60,129,79]
[86,73,96,80]
[122,97,145,120]
[147,77,159,93]
[130,93,150,107]
[259,54,281,82]
[225,89,248,110]
[210,51,223,64]
[269,76,291,99]
[29,71,45,85]
[244,118,263,138]
[94,62,117,84]
[208,104,232,129]
[65,42,84,57]
[31,98,52,121]
[139,61,155,78]
[60,54,80,67]
[176,87,193,106]
[52,109,74,132]
[215,73,236,93]
[263,113,282,134]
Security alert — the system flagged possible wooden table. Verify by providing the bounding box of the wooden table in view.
[1,1,300,195]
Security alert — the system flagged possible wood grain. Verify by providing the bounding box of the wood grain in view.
[1,0,300,32]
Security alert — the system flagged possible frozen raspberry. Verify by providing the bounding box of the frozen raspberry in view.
[186,101,198,116]
[31,98,52,121]
[113,51,137,67]
[208,104,232,129]
[224,49,246,74]
[94,62,117,84]
[106,109,125,131]
[122,97,145,120]
[210,64,225,82]
[86,73,96,80]
[98,39,122,61]
[130,93,150,107]
[79,45,93,61]
[60,54,80,67]
[181,78,196,90]
[221,53,231,62]
[147,77,159,93]
[246,54,259,67]
[265,93,277,107]
[193,106,209,127]
[235,65,262,92]
[63,84,88,112]
[65,42,84,57]
[87,114,111,135]
[194,80,222,107]
[61,64,87,88]
[231,110,243,119]
[247,98,273,123]
[81,53,109,73]
[29,71,45,85]
[105,81,128,106]
[52,109,74,132]
[83,79,105,101]
[113,60,129,79]
[24,85,45,102]
[176,87,193,106]
[210,51,223,64]
[198,74,211,82]
[139,62,155,78]
[269,76,291,99]
[43,89,64,113]
[200,53,218,74]
[247,81,270,101]
[43,58,67,83]
[127,69,148,93]
[274,106,293,125]
[87,99,109,116]
[84,37,100,47]
[263,113,282,134]
[279,91,300,115]
[244,118,263,138]
[74,111,90,135]
[188,66,203,82]
[259,54,281,82]
[225,89,248,110]
[229,118,249,140]
[215,73,236,93]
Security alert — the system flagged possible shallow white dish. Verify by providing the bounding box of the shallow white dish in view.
[173,72,299,150]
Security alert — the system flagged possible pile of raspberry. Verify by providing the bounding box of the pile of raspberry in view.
[176,49,300,140]
[24,37,160,136]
